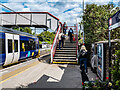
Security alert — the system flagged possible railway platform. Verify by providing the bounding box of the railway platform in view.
[0,54,97,89]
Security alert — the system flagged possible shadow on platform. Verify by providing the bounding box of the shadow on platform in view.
[16,65,82,89]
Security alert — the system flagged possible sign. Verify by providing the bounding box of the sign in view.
[109,10,120,30]
[97,43,104,81]
[109,18,112,26]
[118,1,120,7]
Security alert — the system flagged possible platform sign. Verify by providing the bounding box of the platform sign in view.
[97,43,104,81]
[109,10,120,30]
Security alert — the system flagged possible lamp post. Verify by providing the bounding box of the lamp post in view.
[83,0,84,44]
[108,7,117,82]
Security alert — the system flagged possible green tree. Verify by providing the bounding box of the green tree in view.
[82,4,120,44]
[23,27,32,34]
[111,42,120,89]
[37,31,55,44]
[13,27,32,34]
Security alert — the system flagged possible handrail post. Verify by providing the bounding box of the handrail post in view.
[51,47,53,63]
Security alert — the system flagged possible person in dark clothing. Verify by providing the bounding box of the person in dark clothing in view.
[79,45,88,73]
[68,28,74,43]
[63,22,68,35]
[61,33,65,48]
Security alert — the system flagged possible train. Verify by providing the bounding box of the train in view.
[0,26,40,66]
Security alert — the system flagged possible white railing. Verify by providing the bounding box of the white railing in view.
[51,23,61,63]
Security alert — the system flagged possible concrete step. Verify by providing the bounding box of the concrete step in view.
[53,59,76,62]
[56,47,76,50]
[54,57,76,59]
[57,46,76,48]
[56,50,76,52]
[64,43,76,45]
[56,47,76,49]
[55,52,76,54]
[63,45,76,47]
[55,54,76,57]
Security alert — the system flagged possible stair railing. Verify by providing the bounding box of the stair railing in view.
[76,24,78,63]
[51,22,62,63]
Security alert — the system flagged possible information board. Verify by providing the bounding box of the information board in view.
[109,10,120,30]
[97,43,104,81]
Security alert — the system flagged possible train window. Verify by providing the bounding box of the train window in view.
[14,40,18,52]
[8,39,12,53]
[37,44,39,49]
[29,41,32,50]
[20,40,30,51]
[0,39,5,54]
[33,41,36,50]
[25,41,29,51]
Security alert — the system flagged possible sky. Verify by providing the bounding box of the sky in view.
[0,0,120,27]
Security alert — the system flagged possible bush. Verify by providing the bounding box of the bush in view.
[111,49,120,89]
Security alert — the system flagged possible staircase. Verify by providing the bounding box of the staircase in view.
[52,37,77,64]
[51,23,78,64]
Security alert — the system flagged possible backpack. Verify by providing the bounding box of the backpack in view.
[61,34,65,40]
[70,29,72,33]
[80,50,87,57]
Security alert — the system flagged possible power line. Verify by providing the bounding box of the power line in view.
[0,3,45,27]
[1,18,14,25]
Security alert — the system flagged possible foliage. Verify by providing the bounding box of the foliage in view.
[83,42,120,89]
[13,27,55,44]
[82,4,120,44]
[39,41,42,44]
[111,42,120,89]
[83,78,112,89]
[13,27,32,34]
[37,31,55,44]
[23,27,32,34]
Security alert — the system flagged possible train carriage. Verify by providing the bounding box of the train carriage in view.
[0,27,40,66]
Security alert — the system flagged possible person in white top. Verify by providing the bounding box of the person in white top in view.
[58,31,65,50]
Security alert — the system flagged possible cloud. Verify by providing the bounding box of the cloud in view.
[3,3,24,12]
[1,0,118,26]
[22,8,31,12]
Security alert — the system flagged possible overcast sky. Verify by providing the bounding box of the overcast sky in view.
[1,0,119,26]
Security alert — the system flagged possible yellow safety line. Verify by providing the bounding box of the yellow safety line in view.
[53,62,77,64]
[0,53,50,84]
[0,61,39,84]
[0,67,30,84]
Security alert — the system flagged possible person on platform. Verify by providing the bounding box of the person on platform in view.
[63,22,68,35]
[79,45,88,73]
[68,28,74,43]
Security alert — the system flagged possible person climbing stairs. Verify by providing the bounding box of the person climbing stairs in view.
[52,37,77,64]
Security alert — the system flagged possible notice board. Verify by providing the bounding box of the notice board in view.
[97,43,104,81]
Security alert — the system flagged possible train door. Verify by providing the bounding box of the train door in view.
[4,33,14,65]
[12,35,20,63]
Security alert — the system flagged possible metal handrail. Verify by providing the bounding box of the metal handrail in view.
[76,24,78,63]
[51,23,62,63]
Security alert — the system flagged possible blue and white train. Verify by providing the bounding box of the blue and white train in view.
[0,27,40,66]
